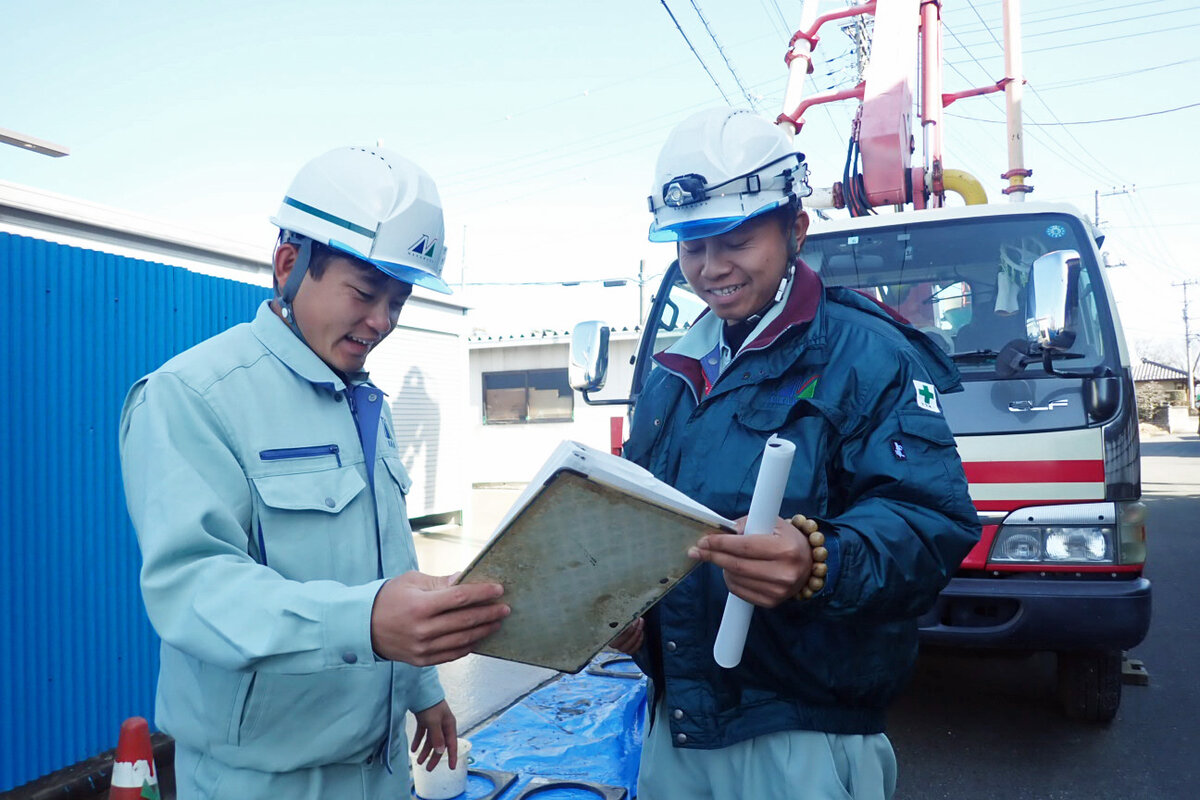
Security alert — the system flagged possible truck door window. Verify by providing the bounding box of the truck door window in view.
[650,275,706,357]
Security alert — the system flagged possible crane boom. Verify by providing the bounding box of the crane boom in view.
[780,0,1028,212]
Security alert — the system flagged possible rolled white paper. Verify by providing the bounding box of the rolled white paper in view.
[713,434,796,669]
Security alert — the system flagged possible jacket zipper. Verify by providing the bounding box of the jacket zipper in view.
[258,444,342,467]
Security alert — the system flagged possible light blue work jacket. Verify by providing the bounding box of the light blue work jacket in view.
[119,301,442,780]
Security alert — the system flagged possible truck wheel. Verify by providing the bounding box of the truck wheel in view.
[1056,650,1121,722]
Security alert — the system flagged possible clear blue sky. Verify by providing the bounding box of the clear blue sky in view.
[3,0,1198,359]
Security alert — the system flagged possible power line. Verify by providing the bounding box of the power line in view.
[1107,221,1200,230]
[1097,194,1188,280]
[766,0,791,33]
[962,0,1126,184]
[947,20,1200,63]
[938,20,1122,187]
[1036,57,1200,91]
[756,0,790,41]
[442,66,814,209]
[948,4,1200,51]
[946,101,1200,126]
[932,21,1018,181]
[687,0,761,111]
[950,0,1180,37]
[957,0,1195,171]
[658,0,734,105]
[1041,180,1200,203]
[1127,180,1200,191]
[963,0,1004,49]
[403,42,732,155]
[1123,193,1188,276]
[1025,81,1131,180]
[943,11,1133,187]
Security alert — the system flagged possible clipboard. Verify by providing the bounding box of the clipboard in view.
[455,442,735,674]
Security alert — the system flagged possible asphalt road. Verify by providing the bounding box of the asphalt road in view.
[889,432,1200,800]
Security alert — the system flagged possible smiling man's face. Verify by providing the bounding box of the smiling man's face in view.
[677,209,808,323]
[276,247,412,374]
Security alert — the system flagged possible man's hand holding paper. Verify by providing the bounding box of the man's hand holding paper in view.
[690,515,816,609]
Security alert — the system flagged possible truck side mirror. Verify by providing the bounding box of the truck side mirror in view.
[1026,250,1080,351]
[569,320,610,392]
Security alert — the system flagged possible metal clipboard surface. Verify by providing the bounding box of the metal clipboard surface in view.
[455,468,729,674]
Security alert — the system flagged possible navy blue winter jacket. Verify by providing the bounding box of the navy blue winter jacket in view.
[624,262,981,748]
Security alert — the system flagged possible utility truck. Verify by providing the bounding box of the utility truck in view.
[570,0,1150,722]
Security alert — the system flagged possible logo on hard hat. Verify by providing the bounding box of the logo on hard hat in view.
[409,235,438,261]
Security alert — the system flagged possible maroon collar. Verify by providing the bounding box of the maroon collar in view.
[742,259,822,352]
[652,260,824,397]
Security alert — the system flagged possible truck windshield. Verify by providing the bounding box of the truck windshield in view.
[802,212,1113,377]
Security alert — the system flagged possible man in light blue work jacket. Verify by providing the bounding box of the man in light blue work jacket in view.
[119,147,510,800]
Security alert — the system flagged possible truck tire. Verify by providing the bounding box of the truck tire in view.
[1056,650,1121,722]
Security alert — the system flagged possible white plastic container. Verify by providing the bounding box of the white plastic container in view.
[411,737,472,800]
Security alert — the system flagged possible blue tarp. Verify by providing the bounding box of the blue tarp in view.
[464,657,647,799]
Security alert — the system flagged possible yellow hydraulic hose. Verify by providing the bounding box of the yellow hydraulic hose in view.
[942,168,988,205]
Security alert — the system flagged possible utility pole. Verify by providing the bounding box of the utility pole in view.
[1175,280,1199,412]
[638,260,646,326]
[1001,0,1033,201]
[459,224,467,290]
[842,9,873,83]
[1094,185,1133,228]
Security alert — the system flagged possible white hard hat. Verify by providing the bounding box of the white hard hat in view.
[648,108,811,243]
[271,146,451,294]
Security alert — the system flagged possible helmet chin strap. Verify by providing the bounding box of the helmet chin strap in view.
[724,260,795,360]
[277,235,314,349]
[739,264,795,327]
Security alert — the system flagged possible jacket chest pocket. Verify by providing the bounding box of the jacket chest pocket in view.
[250,466,366,582]
[730,396,841,517]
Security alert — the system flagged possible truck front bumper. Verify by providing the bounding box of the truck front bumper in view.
[917,575,1151,651]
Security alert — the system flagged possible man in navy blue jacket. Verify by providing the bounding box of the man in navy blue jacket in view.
[612,108,981,799]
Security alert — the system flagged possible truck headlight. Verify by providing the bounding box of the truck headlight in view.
[992,525,1114,565]
[1001,532,1041,561]
[987,501,1145,567]
[1043,527,1112,561]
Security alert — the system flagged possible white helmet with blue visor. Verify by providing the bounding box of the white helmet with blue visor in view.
[271,146,452,316]
[648,108,811,243]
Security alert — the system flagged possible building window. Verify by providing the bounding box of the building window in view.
[483,369,574,424]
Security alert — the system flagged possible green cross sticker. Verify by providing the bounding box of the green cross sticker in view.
[913,380,939,413]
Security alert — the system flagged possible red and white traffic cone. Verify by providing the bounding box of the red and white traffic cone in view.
[108,716,160,800]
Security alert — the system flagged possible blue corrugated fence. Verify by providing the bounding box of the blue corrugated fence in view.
[0,232,268,791]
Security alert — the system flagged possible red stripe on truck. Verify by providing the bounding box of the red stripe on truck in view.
[963,459,1105,484]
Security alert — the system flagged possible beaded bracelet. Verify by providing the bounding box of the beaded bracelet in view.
[790,514,828,600]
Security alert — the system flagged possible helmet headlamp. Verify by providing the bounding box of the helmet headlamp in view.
[662,174,708,208]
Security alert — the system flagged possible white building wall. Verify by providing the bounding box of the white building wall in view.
[467,332,641,486]
[368,304,470,520]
